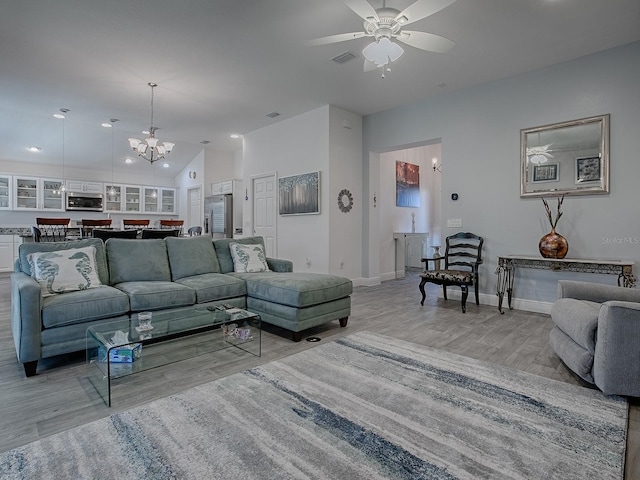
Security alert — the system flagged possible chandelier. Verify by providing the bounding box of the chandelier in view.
[128,82,174,164]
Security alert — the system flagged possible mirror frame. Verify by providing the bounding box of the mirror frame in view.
[520,114,610,198]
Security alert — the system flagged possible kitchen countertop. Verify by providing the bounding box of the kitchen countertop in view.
[0,227,32,236]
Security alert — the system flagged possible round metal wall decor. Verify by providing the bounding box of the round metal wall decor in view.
[337,189,354,213]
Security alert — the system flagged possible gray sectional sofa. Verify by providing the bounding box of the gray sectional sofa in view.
[11,235,352,376]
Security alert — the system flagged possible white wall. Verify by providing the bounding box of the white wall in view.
[363,41,640,308]
[176,149,205,227]
[244,105,363,277]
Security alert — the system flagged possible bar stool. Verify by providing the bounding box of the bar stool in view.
[159,219,184,235]
[34,218,70,242]
[81,219,112,238]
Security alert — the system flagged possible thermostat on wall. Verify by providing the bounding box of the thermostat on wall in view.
[451,193,459,201]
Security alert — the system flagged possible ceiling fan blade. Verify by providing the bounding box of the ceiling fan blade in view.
[395,0,457,26]
[305,31,366,46]
[363,59,380,72]
[344,0,379,21]
[396,30,455,53]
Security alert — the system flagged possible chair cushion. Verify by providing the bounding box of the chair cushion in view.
[550,298,600,353]
[420,269,473,284]
[114,281,195,311]
[165,236,221,280]
[41,285,130,328]
[107,239,171,283]
[175,273,246,303]
[549,326,595,384]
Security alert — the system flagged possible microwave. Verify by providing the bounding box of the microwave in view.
[65,192,104,211]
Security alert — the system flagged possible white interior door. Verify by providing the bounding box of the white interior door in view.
[187,187,201,230]
[252,173,276,256]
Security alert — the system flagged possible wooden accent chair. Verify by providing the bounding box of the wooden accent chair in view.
[419,232,484,313]
[34,218,70,242]
[80,218,112,238]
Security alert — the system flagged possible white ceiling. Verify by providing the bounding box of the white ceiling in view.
[1,0,638,176]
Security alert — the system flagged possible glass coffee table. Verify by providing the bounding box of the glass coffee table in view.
[86,306,261,406]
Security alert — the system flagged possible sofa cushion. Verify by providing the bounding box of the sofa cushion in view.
[107,239,171,284]
[231,272,352,308]
[114,281,195,311]
[175,273,246,303]
[165,236,220,280]
[230,243,270,273]
[19,238,109,284]
[27,245,102,297]
[42,285,130,328]
[550,298,600,353]
[213,237,266,274]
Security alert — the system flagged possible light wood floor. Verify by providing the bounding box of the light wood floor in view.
[1,271,637,478]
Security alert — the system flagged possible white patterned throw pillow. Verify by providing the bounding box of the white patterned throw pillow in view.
[27,246,102,297]
[229,243,270,273]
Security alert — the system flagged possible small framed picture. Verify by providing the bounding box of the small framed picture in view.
[532,163,559,183]
[575,156,601,184]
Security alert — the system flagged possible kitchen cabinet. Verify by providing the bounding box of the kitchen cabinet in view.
[14,176,64,211]
[142,187,176,214]
[0,174,12,209]
[123,185,142,213]
[0,234,19,272]
[104,184,123,212]
[211,179,240,195]
[65,180,103,193]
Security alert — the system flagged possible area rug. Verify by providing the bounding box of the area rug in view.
[0,332,628,479]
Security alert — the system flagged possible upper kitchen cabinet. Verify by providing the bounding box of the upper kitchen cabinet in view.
[0,175,12,209]
[14,176,64,211]
[123,185,142,213]
[104,184,123,212]
[143,186,176,214]
[65,180,103,193]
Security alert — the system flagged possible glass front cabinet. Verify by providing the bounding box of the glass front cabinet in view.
[124,185,142,213]
[143,186,175,214]
[104,184,123,212]
[0,175,12,209]
[14,176,64,211]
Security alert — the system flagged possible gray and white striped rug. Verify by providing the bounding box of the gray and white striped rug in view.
[0,332,628,479]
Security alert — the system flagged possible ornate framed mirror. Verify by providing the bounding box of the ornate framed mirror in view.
[520,114,609,198]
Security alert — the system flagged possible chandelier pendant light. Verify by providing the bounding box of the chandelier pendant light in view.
[128,82,174,164]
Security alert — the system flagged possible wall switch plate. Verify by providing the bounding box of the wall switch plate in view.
[447,218,462,228]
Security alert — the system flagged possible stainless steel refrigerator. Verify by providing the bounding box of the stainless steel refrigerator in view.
[204,194,233,238]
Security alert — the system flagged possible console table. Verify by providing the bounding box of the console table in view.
[495,255,636,314]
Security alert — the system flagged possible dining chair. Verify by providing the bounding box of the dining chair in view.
[80,219,112,238]
[159,219,184,235]
[141,229,180,239]
[35,217,70,242]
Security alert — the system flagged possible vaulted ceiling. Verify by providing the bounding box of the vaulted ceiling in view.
[1,0,638,176]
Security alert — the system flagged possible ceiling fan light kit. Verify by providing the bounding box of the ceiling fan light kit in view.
[128,82,175,165]
[307,0,457,76]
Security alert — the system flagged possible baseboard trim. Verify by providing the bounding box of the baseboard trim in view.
[353,276,381,287]
[436,289,552,314]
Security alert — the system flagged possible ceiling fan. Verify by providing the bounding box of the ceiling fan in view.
[306,0,457,75]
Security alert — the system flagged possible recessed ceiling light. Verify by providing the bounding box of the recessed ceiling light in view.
[142,130,150,135]
[200,140,211,145]
[162,163,169,168]
[125,158,133,164]
[53,113,65,119]
[28,146,42,152]
[101,122,112,128]
[230,134,241,139]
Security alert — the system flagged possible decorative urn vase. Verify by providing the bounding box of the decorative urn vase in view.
[539,194,568,259]
[538,228,569,259]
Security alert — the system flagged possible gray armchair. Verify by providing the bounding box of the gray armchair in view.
[550,280,640,396]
